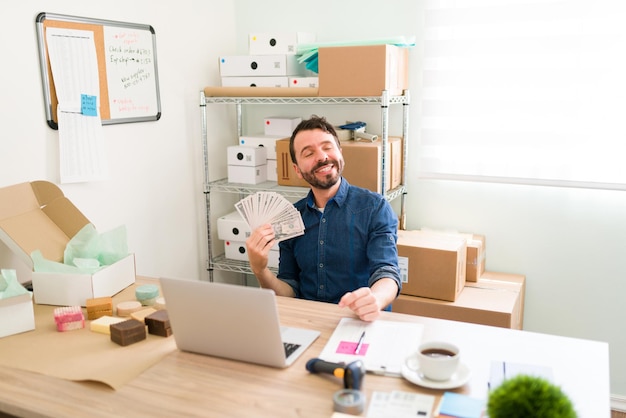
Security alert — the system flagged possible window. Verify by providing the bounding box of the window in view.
[419,0,626,190]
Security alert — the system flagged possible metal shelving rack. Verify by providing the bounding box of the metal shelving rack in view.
[200,89,410,281]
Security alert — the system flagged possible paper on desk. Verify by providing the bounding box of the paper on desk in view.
[46,27,109,184]
[319,317,423,376]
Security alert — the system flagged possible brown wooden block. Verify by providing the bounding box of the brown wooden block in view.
[110,319,146,346]
[145,310,172,337]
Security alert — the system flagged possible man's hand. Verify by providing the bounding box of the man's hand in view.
[338,287,383,322]
[338,278,399,322]
[245,224,276,275]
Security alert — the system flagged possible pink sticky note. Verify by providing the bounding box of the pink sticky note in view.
[336,340,369,356]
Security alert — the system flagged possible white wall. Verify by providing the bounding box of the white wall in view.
[0,1,237,283]
[1,0,624,401]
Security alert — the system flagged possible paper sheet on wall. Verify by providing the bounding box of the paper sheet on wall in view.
[46,27,109,183]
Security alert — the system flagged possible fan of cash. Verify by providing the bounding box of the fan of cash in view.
[235,191,305,243]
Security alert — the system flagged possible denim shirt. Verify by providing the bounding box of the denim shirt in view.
[278,178,401,306]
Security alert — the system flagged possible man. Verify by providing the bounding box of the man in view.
[246,116,401,321]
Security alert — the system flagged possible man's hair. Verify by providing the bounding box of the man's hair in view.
[289,115,340,164]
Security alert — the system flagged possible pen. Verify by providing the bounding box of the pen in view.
[355,331,365,355]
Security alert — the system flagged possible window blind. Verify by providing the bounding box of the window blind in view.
[419,0,626,190]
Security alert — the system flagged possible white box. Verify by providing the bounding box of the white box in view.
[289,77,319,88]
[0,292,35,338]
[268,248,279,268]
[249,32,316,55]
[221,76,289,88]
[264,117,302,137]
[238,135,282,160]
[228,165,267,184]
[217,211,251,242]
[32,254,136,307]
[227,146,267,167]
[267,159,277,181]
[0,181,136,307]
[224,240,248,262]
[219,55,306,77]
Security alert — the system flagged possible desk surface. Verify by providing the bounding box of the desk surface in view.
[0,281,610,418]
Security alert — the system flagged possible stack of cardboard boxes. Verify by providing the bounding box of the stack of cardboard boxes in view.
[393,229,526,330]
[219,32,318,88]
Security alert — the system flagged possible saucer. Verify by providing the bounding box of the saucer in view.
[401,360,471,390]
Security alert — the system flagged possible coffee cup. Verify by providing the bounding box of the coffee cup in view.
[411,341,460,381]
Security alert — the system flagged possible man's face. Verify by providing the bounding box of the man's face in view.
[292,128,344,190]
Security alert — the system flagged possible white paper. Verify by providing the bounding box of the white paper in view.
[367,391,435,418]
[46,27,109,183]
[319,317,423,376]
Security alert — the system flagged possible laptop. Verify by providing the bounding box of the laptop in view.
[159,277,320,368]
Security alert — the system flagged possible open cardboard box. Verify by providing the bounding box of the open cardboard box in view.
[0,292,35,338]
[0,181,135,307]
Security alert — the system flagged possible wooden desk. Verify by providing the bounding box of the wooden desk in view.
[0,289,609,418]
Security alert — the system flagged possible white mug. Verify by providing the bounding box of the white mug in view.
[412,341,460,381]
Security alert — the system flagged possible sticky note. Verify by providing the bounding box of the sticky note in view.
[336,340,369,356]
[81,94,98,116]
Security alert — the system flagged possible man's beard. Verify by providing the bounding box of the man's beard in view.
[299,158,344,190]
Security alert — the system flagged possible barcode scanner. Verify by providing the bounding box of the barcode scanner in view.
[306,358,365,390]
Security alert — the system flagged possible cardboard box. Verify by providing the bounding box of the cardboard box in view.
[318,44,409,97]
[239,135,284,160]
[0,181,136,307]
[0,292,35,338]
[264,117,302,137]
[227,165,267,184]
[227,145,267,167]
[392,272,525,329]
[276,138,309,187]
[248,32,316,55]
[419,230,486,282]
[221,76,289,88]
[267,159,277,182]
[341,136,402,193]
[219,54,306,77]
[397,230,466,302]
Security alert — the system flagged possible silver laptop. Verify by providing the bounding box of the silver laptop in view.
[159,277,320,368]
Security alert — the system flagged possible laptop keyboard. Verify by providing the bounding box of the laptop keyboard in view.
[284,342,301,358]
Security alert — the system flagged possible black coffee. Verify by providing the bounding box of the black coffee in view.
[421,348,456,358]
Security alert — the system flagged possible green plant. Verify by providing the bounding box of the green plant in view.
[487,374,577,418]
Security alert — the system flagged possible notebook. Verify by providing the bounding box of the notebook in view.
[159,277,320,368]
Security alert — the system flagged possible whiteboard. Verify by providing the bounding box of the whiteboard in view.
[36,12,161,129]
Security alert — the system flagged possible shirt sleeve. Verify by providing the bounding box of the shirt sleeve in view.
[277,238,301,298]
[366,198,402,295]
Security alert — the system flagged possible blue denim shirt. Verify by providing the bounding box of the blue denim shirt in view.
[278,178,401,307]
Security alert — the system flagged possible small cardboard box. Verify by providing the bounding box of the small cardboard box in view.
[224,240,248,261]
[420,230,486,282]
[397,230,466,302]
[227,165,267,184]
[276,138,309,187]
[239,135,284,160]
[267,159,277,182]
[217,211,251,242]
[248,32,316,55]
[0,181,136,307]
[227,146,267,167]
[341,137,402,193]
[0,292,35,338]
[219,54,306,77]
[289,77,319,88]
[318,44,409,97]
[264,117,302,137]
[221,76,289,88]
[392,271,525,329]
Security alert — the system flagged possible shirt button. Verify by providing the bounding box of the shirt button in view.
[320,240,324,245]
[319,285,324,290]
[322,218,326,223]
[319,263,324,268]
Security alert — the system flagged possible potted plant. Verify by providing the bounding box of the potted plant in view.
[487,374,577,418]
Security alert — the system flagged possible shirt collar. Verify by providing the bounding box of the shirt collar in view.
[306,177,350,210]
